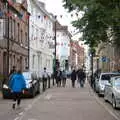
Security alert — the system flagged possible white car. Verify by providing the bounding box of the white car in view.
[104,76,120,109]
[95,72,120,96]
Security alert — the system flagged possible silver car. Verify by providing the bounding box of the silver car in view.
[95,72,120,96]
[104,76,120,109]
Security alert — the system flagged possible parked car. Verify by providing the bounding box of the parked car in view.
[104,76,120,109]
[2,71,40,99]
[94,72,120,96]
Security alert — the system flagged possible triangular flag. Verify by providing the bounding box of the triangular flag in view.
[8,0,13,6]
[55,15,57,19]
[38,15,41,18]
[44,15,48,19]
[60,15,63,18]
[71,14,73,17]
[76,13,78,17]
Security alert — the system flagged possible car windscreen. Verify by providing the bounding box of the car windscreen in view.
[114,78,120,86]
[101,74,120,80]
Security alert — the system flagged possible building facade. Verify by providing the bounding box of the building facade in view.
[69,40,84,70]
[95,43,120,72]
[54,21,71,70]
[0,0,29,78]
[28,0,55,76]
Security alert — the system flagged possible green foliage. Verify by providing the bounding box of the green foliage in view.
[63,0,120,47]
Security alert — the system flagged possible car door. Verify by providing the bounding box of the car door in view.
[107,79,113,103]
[95,76,100,92]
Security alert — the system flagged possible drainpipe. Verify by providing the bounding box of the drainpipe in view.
[28,14,30,69]
[7,1,10,77]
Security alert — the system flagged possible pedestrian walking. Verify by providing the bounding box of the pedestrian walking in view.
[9,70,26,109]
[42,67,49,91]
[62,70,67,87]
[71,69,77,88]
[56,69,62,87]
[9,66,16,76]
[77,69,86,88]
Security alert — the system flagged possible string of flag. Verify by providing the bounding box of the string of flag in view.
[31,13,80,20]
[0,9,29,20]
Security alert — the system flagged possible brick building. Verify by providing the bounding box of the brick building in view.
[69,40,84,70]
[0,0,30,78]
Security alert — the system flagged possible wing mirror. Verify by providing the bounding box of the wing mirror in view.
[106,82,112,87]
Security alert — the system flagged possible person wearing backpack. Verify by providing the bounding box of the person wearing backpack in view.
[9,70,26,109]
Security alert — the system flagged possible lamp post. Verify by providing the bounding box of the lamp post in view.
[90,48,95,88]
[53,15,57,86]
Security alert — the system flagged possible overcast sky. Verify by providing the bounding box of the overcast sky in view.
[39,0,76,32]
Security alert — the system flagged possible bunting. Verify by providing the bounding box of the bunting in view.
[34,13,79,20]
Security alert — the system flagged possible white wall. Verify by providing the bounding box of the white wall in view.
[56,30,71,69]
[28,0,54,75]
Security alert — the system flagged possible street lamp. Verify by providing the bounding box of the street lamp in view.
[53,15,57,86]
[90,48,95,88]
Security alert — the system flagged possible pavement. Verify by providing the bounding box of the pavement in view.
[0,79,120,120]
[14,80,119,120]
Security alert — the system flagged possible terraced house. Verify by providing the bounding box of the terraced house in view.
[0,0,30,79]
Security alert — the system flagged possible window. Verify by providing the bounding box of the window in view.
[0,19,3,39]
[9,17,12,39]
[114,78,120,86]
[13,20,15,40]
[101,74,120,80]
[32,55,35,69]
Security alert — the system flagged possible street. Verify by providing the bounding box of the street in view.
[0,80,120,120]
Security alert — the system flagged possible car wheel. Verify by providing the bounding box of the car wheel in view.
[98,91,101,97]
[112,96,117,109]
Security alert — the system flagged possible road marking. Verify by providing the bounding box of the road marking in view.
[14,117,19,120]
[28,118,37,120]
[17,95,42,120]
[44,94,52,100]
[94,94,120,120]
[19,112,23,115]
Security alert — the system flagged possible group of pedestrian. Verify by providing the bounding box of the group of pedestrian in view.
[71,68,86,88]
[54,67,86,88]
[55,69,67,87]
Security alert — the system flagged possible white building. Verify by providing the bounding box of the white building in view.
[27,0,55,76]
[55,22,72,70]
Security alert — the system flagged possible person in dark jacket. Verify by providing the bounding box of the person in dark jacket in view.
[9,66,16,76]
[56,69,62,87]
[71,69,76,88]
[62,70,67,87]
[9,70,26,109]
[77,69,86,88]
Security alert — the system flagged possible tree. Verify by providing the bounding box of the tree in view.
[63,0,120,47]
